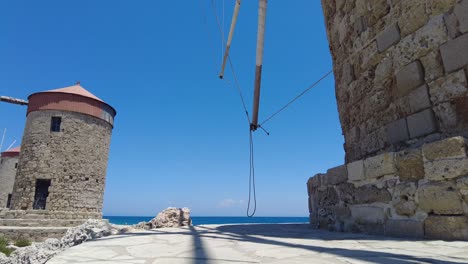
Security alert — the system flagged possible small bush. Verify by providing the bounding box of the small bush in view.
[0,246,13,257]
[0,237,7,248]
[14,238,31,247]
[0,236,13,256]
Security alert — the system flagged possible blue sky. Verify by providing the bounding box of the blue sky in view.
[0,0,343,217]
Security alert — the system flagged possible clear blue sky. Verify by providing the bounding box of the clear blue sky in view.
[0,0,343,217]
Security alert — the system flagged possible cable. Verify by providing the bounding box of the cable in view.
[260,70,333,127]
[247,129,257,217]
[210,0,251,125]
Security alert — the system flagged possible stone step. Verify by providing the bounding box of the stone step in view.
[0,219,85,227]
[0,226,70,242]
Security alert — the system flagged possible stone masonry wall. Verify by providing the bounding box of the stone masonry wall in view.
[0,156,18,208]
[307,136,468,240]
[10,110,112,213]
[322,0,468,163]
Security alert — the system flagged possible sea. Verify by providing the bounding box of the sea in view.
[104,216,309,226]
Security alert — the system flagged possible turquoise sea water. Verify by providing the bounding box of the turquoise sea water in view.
[104,216,309,226]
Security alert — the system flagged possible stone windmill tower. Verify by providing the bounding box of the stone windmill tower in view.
[0,146,20,208]
[307,1,468,240]
[9,83,116,219]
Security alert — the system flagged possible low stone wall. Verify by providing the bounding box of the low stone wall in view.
[307,136,468,240]
[0,227,68,242]
[0,209,102,220]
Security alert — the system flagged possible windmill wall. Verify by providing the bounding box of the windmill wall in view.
[308,0,468,240]
[0,154,19,208]
[10,110,112,214]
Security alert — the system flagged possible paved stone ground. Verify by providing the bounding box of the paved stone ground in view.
[48,224,468,264]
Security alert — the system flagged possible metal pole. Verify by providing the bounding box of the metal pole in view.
[219,0,242,79]
[251,0,267,131]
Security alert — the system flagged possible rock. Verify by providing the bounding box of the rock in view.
[150,208,192,228]
[9,238,62,264]
[110,224,133,235]
[61,219,111,248]
[0,253,10,264]
[133,221,151,230]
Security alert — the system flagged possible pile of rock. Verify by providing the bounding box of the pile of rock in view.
[133,207,192,230]
[0,219,112,264]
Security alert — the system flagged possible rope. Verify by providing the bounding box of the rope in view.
[260,70,333,127]
[247,129,257,217]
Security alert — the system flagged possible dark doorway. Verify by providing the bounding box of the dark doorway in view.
[33,179,51,210]
[6,194,12,208]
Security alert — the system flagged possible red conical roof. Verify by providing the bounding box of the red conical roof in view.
[46,84,104,102]
[1,146,20,157]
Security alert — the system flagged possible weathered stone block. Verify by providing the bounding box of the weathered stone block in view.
[342,63,355,85]
[407,109,437,138]
[427,0,458,15]
[422,136,466,161]
[433,102,458,130]
[408,85,431,113]
[364,153,396,178]
[428,69,468,105]
[425,216,468,240]
[309,174,322,189]
[440,33,468,73]
[418,182,464,214]
[454,0,468,34]
[424,158,468,181]
[393,15,449,70]
[337,183,392,205]
[350,205,386,224]
[385,220,424,238]
[377,23,401,52]
[444,12,460,39]
[325,165,348,185]
[393,182,418,216]
[395,61,425,98]
[398,1,429,37]
[386,118,409,144]
[396,149,425,181]
[420,51,444,82]
[347,160,364,181]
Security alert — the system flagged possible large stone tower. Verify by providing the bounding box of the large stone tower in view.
[10,84,116,217]
[0,147,20,208]
[308,0,468,240]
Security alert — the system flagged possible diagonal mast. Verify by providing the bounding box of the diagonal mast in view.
[250,0,267,131]
[219,0,242,79]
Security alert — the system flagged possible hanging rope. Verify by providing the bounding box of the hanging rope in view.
[202,0,333,218]
[247,129,257,217]
[260,70,333,127]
